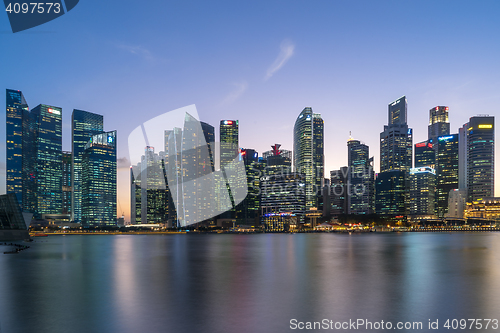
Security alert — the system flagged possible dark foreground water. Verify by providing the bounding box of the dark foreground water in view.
[1,233,500,333]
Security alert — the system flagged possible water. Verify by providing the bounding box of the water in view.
[1,233,500,333]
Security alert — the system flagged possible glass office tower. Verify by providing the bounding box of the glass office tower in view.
[6,89,29,207]
[31,104,63,218]
[293,107,324,209]
[467,116,494,202]
[81,131,117,226]
[72,110,104,223]
[428,106,450,143]
[347,139,374,214]
[436,134,459,217]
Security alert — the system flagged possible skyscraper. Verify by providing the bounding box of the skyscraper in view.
[377,96,412,217]
[81,131,117,226]
[330,167,348,216]
[293,107,324,209]
[414,141,436,168]
[220,120,239,168]
[436,134,459,217]
[6,89,29,207]
[72,110,104,223]
[31,104,63,218]
[428,106,450,143]
[347,138,374,214]
[236,148,262,225]
[467,116,494,202]
[262,144,292,175]
[380,96,412,172]
[62,151,72,215]
[409,167,436,217]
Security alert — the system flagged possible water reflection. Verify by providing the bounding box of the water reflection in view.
[1,233,500,333]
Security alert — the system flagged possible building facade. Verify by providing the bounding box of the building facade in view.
[81,131,117,226]
[436,134,459,217]
[409,167,436,217]
[347,139,374,214]
[293,107,324,209]
[71,110,104,223]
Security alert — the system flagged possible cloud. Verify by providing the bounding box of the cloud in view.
[265,39,295,80]
[220,81,248,106]
[115,43,164,63]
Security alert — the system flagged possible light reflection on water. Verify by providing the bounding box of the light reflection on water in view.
[1,233,500,333]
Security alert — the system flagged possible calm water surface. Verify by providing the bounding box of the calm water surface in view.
[1,233,500,333]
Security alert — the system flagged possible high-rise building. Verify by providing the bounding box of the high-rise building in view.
[136,147,168,224]
[428,106,450,143]
[446,189,467,218]
[380,96,412,172]
[263,144,292,175]
[71,110,104,223]
[347,138,374,214]
[62,151,72,215]
[236,148,263,225]
[466,116,494,202]
[261,173,306,228]
[436,134,459,217]
[458,123,468,190]
[414,140,436,168]
[330,167,348,216]
[375,170,407,216]
[6,89,28,207]
[409,167,436,217]
[81,131,117,226]
[378,97,412,216]
[220,120,239,168]
[293,107,324,209]
[31,104,63,218]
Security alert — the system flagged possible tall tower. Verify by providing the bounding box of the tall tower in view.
[467,116,494,202]
[220,120,239,168]
[72,110,104,223]
[293,107,324,209]
[347,138,374,214]
[380,96,412,172]
[377,96,412,217]
[81,131,117,226]
[428,106,450,143]
[6,89,29,207]
[436,134,459,217]
[31,104,63,218]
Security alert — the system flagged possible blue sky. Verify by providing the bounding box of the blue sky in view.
[1,0,500,218]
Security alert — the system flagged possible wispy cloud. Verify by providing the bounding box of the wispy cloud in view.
[265,39,295,80]
[220,81,248,106]
[115,43,164,63]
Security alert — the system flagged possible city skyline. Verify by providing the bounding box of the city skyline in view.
[2,1,500,221]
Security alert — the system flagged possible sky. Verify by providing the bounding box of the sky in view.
[1,0,500,221]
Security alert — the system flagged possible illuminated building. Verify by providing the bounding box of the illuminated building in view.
[220,120,239,168]
[465,197,500,222]
[446,189,466,218]
[6,89,29,208]
[330,167,348,216]
[81,131,117,226]
[436,134,459,217]
[236,148,263,225]
[378,97,412,216]
[428,106,450,143]
[466,116,494,202]
[414,140,435,168]
[263,144,292,175]
[31,104,63,218]
[380,96,412,172]
[261,173,306,227]
[409,167,436,217]
[293,107,324,209]
[375,170,407,216]
[62,151,72,215]
[71,110,104,223]
[347,138,375,214]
